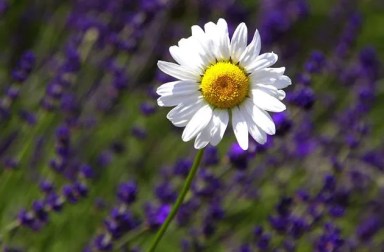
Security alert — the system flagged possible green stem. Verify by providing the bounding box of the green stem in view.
[0,220,20,247]
[148,148,205,252]
[115,227,149,249]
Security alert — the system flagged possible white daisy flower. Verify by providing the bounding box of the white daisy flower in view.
[156,18,291,150]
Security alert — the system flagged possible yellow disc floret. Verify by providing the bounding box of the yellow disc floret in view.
[200,61,249,109]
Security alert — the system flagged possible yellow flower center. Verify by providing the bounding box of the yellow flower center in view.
[200,61,249,109]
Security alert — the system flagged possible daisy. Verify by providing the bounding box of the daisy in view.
[156,19,291,150]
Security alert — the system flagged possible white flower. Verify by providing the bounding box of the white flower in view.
[156,18,291,150]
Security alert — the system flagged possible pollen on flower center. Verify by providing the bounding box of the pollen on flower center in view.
[200,61,249,109]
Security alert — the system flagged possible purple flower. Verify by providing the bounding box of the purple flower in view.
[3,157,19,170]
[357,217,381,242]
[238,244,252,252]
[291,216,308,239]
[6,86,19,100]
[364,149,382,167]
[32,200,48,223]
[106,208,139,239]
[117,181,137,205]
[176,199,200,226]
[227,143,248,170]
[202,220,216,238]
[257,233,271,250]
[56,125,71,144]
[305,51,326,73]
[276,197,293,217]
[273,112,292,136]
[202,146,219,166]
[140,102,157,116]
[39,180,54,194]
[173,159,192,177]
[19,110,36,125]
[315,223,344,252]
[155,182,177,204]
[296,73,311,86]
[254,226,263,238]
[288,87,315,110]
[44,193,63,212]
[328,205,345,218]
[296,190,310,202]
[145,204,171,229]
[79,164,94,179]
[11,51,36,82]
[192,170,221,198]
[94,233,113,251]
[0,0,9,15]
[62,183,87,204]
[206,202,225,220]
[18,209,34,228]
[131,126,147,139]
[269,216,289,233]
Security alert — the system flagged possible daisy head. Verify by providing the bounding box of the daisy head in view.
[156,18,291,150]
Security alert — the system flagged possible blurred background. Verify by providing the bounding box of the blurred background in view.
[0,0,384,251]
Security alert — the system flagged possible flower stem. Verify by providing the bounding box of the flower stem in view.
[148,148,205,252]
[115,227,149,249]
[0,220,20,248]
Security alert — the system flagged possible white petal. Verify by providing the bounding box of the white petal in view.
[191,25,205,37]
[232,106,249,150]
[243,106,267,144]
[249,124,267,144]
[177,38,207,74]
[216,18,231,60]
[230,23,248,63]
[194,134,210,149]
[251,84,277,95]
[242,100,275,135]
[252,84,283,101]
[156,80,198,96]
[169,108,198,127]
[277,90,286,100]
[204,22,220,59]
[182,104,213,142]
[245,53,278,73]
[194,119,214,149]
[263,67,286,75]
[204,21,227,61]
[167,97,202,119]
[169,46,185,67]
[250,67,285,83]
[253,108,275,135]
[204,21,217,33]
[273,75,292,89]
[157,61,198,81]
[239,29,261,67]
[167,99,204,127]
[169,46,202,75]
[194,108,229,148]
[251,75,291,91]
[194,109,229,149]
[191,26,216,65]
[210,109,229,146]
[157,92,201,107]
[251,88,286,112]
